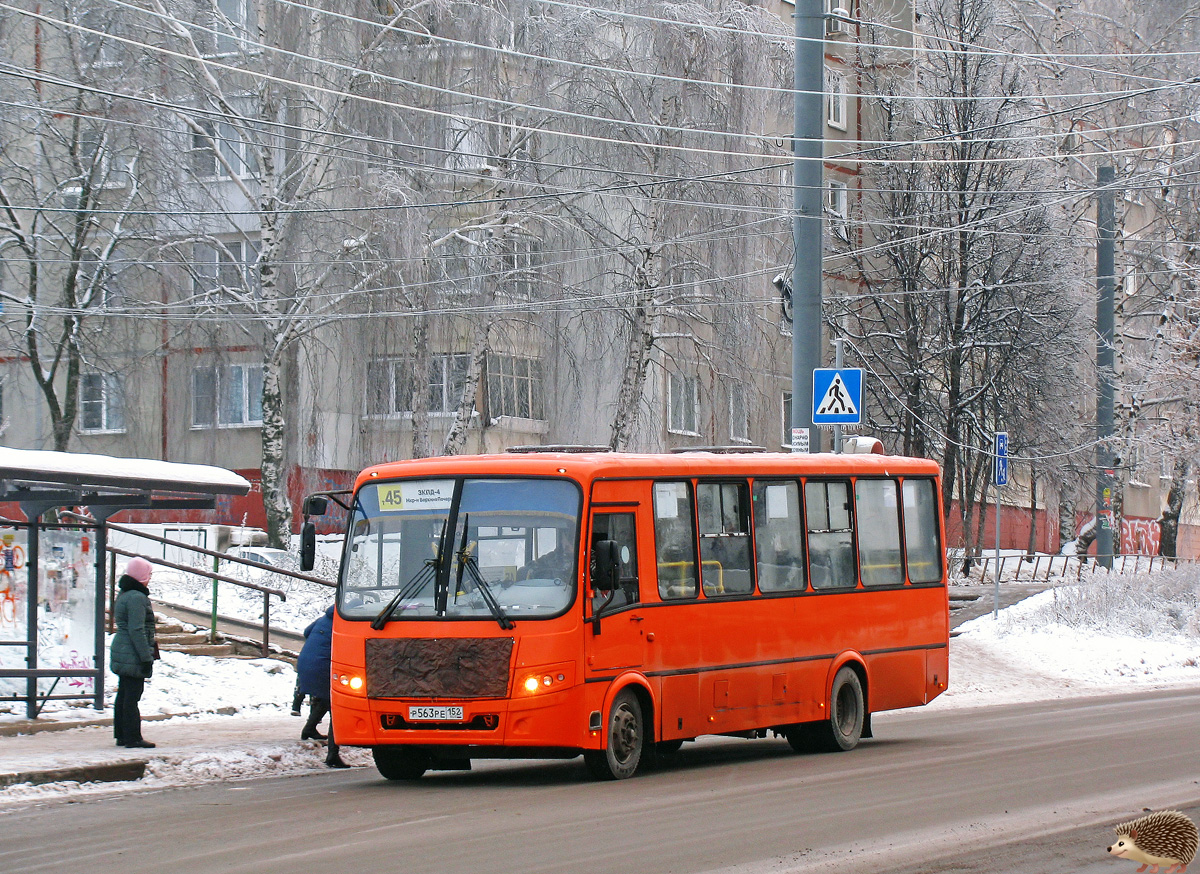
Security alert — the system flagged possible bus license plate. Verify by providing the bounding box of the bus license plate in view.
[408,705,464,722]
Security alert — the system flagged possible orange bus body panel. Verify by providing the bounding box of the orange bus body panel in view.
[328,451,949,761]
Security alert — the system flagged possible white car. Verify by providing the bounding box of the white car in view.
[222,546,298,580]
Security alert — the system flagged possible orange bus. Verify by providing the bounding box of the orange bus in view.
[300,445,949,781]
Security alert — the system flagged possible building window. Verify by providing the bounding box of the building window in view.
[193,239,260,301]
[826,67,847,130]
[365,358,412,416]
[825,0,852,35]
[77,250,112,308]
[192,363,263,427]
[498,240,540,301]
[365,112,407,172]
[189,119,257,179]
[668,373,700,435]
[446,115,495,173]
[197,0,253,56]
[80,373,125,432]
[486,354,544,420]
[729,381,749,443]
[79,6,120,66]
[365,354,474,416]
[826,180,849,238]
[428,354,472,414]
[781,391,792,448]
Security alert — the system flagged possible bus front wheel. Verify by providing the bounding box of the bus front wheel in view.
[817,666,864,752]
[373,746,429,781]
[584,689,644,780]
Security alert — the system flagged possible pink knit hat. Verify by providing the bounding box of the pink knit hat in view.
[125,556,153,584]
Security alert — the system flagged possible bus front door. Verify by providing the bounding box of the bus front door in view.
[587,510,646,672]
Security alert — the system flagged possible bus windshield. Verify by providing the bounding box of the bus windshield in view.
[339,477,581,621]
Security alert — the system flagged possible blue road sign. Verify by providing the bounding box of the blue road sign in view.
[812,368,862,425]
[994,431,1008,486]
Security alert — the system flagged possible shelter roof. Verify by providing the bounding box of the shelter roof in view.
[0,447,250,512]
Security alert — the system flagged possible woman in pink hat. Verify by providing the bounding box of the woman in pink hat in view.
[110,556,159,748]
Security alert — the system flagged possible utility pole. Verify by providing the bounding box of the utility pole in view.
[791,0,825,453]
[1095,165,1116,569]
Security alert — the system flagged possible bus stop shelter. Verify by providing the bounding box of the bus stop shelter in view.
[0,447,250,718]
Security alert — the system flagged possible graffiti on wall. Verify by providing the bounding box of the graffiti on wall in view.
[1076,515,1162,556]
[1122,517,1161,556]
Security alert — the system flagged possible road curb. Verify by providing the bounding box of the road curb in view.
[0,759,148,788]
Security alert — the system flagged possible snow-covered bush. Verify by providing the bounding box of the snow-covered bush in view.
[1021,566,1200,639]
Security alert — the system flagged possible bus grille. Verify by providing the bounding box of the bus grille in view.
[365,637,514,699]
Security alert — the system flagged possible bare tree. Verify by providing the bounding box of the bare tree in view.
[120,0,460,544]
[0,1,160,450]
[843,0,1088,557]
[524,1,792,450]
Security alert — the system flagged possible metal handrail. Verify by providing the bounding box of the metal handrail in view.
[106,521,334,587]
[108,546,286,657]
[965,551,1194,583]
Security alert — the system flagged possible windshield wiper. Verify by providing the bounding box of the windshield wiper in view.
[371,520,448,630]
[453,515,514,630]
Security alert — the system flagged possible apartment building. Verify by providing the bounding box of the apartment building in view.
[0,0,913,536]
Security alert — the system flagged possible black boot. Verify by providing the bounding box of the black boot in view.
[325,740,347,768]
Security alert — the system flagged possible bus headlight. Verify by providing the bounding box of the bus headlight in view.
[516,662,573,696]
[332,671,366,694]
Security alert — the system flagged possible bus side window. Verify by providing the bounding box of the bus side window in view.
[697,481,752,596]
[752,480,806,592]
[855,479,905,586]
[592,512,639,610]
[902,478,944,583]
[653,481,698,599]
[805,480,857,589]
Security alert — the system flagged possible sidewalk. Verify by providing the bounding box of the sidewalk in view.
[0,708,348,792]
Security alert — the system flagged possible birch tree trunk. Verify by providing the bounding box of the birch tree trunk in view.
[609,242,661,451]
[260,355,291,546]
[442,322,490,456]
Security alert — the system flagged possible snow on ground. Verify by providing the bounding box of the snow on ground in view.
[0,637,298,729]
[151,557,339,634]
[933,566,1200,709]
[1,564,1198,804]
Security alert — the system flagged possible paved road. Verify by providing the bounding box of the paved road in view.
[2,687,1197,874]
[949,582,1055,629]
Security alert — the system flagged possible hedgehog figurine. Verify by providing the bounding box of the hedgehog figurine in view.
[1107,811,1199,874]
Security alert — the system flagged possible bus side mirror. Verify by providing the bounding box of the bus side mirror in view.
[592,540,620,592]
[303,496,328,517]
[300,520,317,572]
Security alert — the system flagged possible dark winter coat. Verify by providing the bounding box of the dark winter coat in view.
[296,605,335,698]
[110,576,157,679]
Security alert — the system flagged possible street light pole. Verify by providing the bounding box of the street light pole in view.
[791,0,825,453]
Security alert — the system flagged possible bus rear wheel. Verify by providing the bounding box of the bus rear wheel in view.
[373,746,429,781]
[815,666,864,752]
[584,689,644,780]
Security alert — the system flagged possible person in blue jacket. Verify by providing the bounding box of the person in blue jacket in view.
[109,556,159,749]
[296,604,346,768]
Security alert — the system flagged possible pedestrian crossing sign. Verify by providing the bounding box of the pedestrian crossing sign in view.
[812,368,862,425]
